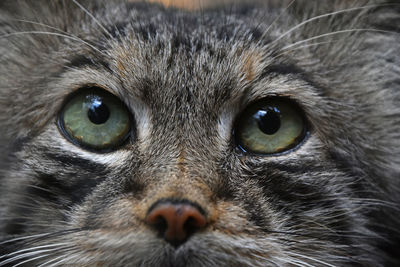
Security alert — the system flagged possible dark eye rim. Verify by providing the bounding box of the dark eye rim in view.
[57,86,134,153]
[233,96,311,157]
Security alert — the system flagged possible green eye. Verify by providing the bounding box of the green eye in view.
[58,87,131,151]
[235,98,308,155]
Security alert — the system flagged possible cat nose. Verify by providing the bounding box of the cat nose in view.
[145,200,207,247]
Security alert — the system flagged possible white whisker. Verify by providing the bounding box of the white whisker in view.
[281,257,314,267]
[0,31,106,56]
[7,18,105,59]
[0,233,52,246]
[287,251,336,267]
[0,243,69,259]
[36,245,79,267]
[71,0,113,39]
[250,253,280,266]
[265,40,338,64]
[12,254,51,267]
[263,0,297,37]
[47,250,82,267]
[281,40,337,52]
[10,19,72,35]
[281,28,396,51]
[0,249,56,266]
[270,4,389,46]
[37,253,70,267]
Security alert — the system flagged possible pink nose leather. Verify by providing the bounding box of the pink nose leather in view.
[145,202,207,246]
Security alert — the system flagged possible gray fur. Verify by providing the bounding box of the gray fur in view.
[0,0,399,266]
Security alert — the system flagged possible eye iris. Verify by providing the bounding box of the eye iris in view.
[87,96,110,125]
[256,107,281,135]
[59,87,132,151]
[235,98,307,155]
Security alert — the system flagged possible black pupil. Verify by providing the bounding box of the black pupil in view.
[87,96,110,125]
[256,107,281,135]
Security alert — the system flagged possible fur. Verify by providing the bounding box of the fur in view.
[0,0,399,266]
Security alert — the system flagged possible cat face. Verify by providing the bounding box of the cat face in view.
[0,0,399,266]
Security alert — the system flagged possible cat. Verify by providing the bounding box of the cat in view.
[0,0,399,266]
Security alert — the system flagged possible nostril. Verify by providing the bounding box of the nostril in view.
[148,215,168,236]
[145,200,207,247]
[184,216,204,237]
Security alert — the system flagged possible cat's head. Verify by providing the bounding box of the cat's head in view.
[0,0,399,266]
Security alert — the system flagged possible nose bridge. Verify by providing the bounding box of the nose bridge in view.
[139,84,217,210]
[139,148,214,210]
[145,71,219,163]
[149,170,209,202]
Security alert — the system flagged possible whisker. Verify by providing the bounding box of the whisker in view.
[46,249,82,267]
[264,227,383,244]
[6,18,105,58]
[0,249,56,266]
[0,243,69,260]
[269,4,395,46]
[0,233,52,246]
[266,40,338,63]
[37,250,77,267]
[263,0,297,37]
[9,19,74,35]
[249,252,280,266]
[281,28,397,51]
[286,251,336,267]
[26,184,54,194]
[12,254,51,267]
[0,31,106,56]
[284,257,315,267]
[0,229,83,250]
[0,222,67,231]
[71,0,113,39]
